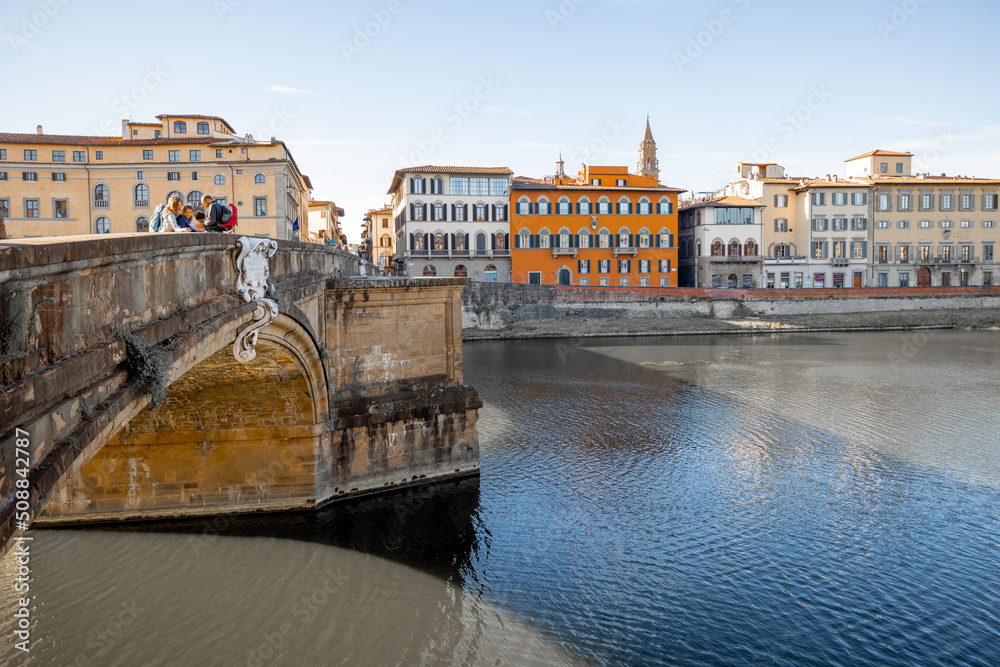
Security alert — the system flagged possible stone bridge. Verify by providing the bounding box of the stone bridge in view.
[0,235,480,555]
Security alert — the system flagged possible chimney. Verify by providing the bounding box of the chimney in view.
[832,175,838,183]
[36,125,43,135]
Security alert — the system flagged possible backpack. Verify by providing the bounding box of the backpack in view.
[216,203,238,230]
[149,203,166,232]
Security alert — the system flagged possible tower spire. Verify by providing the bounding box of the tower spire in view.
[638,117,659,182]
[556,151,566,177]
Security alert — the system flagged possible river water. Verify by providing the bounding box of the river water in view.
[2,331,999,666]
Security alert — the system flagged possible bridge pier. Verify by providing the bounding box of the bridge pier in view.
[0,236,480,551]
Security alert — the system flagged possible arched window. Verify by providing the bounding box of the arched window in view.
[423,265,437,277]
[476,232,488,255]
[434,204,444,221]
[712,241,723,256]
[618,228,631,248]
[484,264,498,283]
[696,241,702,256]
[659,228,672,249]
[745,240,758,256]
[597,197,612,215]
[94,184,109,202]
[495,232,505,250]
[412,179,424,194]
[638,227,651,248]
[134,183,149,204]
[578,229,591,249]
[495,203,505,221]
[557,197,571,215]
[173,121,187,134]
[518,227,530,249]
[197,121,209,135]
[434,232,445,250]
[538,227,551,249]
[166,190,183,204]
[187,191,204,211]
[413,233,425,251]
[729,241,740,256]
[254,174,266,185]
[517,196,531,215]
[599,228,611,248]
[135,216,149,233]
[537,197,551,215]
[214,174,226,186]
[658,197,673,215]
[475,204,486,221]
[558,227,571,248]
[431,178,443,194]
[95,216,110,234]
[618,197,631,215]
[638,197,652,215]
[454,265,468,277]
[579,198,592,215]
[454,232,466,251]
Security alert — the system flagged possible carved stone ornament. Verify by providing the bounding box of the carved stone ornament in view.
[233,237,279,363]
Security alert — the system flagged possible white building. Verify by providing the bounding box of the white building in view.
[388,166,513,281]
[679,196,764,288]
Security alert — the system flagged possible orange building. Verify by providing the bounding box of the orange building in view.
[511,124,683,286]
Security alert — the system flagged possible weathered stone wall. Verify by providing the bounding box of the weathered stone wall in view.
[462,281,1000,329]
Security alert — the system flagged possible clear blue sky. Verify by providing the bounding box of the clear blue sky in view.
[3,0,999,241]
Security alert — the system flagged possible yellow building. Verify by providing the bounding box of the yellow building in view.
[363,206,395,272]
[307,200,346,247]
[859,150,1000,287]
[0,114,311,240]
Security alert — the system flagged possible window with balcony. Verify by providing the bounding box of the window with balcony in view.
[135,184,149,206]
[94,184,109,207]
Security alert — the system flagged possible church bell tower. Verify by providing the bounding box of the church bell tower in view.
[638,116,659,182]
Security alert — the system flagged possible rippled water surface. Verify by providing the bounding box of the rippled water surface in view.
[2,331,999,666]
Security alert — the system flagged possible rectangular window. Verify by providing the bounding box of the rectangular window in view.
[24,150,37,161]
[899,272,910,287]
[216,149,223,158]
[640,277,650,287]
[877,272,888,287]
[95,151,103,160]
[920,194,934,210]
[598,260,611,274]
[961,194,974,210]
[767,273,776,289]
[619,277,630,287]
[597,202,611,215]
[832,192,846,206]
[0,149,5,160]
[191,172,199,181]
[898,220,910,229]
[614,179,626,187]
[659,259,671,273]
[774,219,788,232]
[851,242,866,259]
[919,220,931,229]
[899,194,912,211]
[961,245,973,262]
[774,195,789,207]
[812,192,825,206]
[812,218,828,232]
[880,163,888,174]
[920,245,931,261]
[591,179,602,186]
[189,150,201,162]
[136,171,144,180]
[985,245,994,262]
[168,172,180,181]
[0,172,6,181]
[528,272,541,285]
[877,220,890,229]
[54,200,67,218]
[941,220,953,229]
[833,240,847,258]
[941,193,953,209]
[941,246,952,261]
[832,218,847,231]
[896,163,904,174]
[986,221,996,228]
[985,272,993,287]
[639,259,650,273]
[143,150,154,160]
[960,219,972,228]
[877,193,891,211]
[899,245,910,263]
[0,199,8,216]
[578,260,590,274]
[52,172,65,182]
[813,241,826,259]
[578,277,589,286]
[851,218,867,231]
[169,150,180,162]
[878,246,889,264]
[469,178,489,196]
[450,177,469,195]
[23,172,37,181]
[984,194,998,210]
[254,197,267,216]
[71,151,84,162]
[25,199,39,218]
[814,273,827,288]
[833,273,845,288]
[51,150,65,162]
[489,178,509,196]
[851,192,867,206]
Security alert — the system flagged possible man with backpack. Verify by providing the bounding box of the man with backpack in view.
[201,195,238,233]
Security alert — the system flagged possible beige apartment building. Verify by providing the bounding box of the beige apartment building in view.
[307,200,346,247]
[362,206,395,272]
[0,114,311,241]
[863,148,1000,287]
